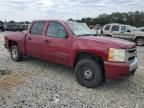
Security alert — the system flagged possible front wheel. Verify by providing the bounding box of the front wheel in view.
[75,59,104,88]
[10,45,23,62]
[135,37,144,46]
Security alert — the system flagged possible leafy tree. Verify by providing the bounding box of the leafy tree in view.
[68,18,74,21]
[0,21,4,25]
[8,21,15,24]
[25,21,31,24]
[72,11,144,27]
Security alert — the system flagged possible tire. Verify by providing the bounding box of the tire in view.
[135,37,144,46]
[10,45,23,62]
[106,34,112,37]
[130,68,137,76]
[75,59,104,88]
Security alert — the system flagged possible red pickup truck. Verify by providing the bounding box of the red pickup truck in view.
[4,20,138,88]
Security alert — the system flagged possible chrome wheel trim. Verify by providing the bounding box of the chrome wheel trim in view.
[83,69,94,80]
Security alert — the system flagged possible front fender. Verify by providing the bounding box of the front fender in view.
[69,41,108,67]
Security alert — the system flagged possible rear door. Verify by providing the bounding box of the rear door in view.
[26,21,46,58]
[42,21,72,65]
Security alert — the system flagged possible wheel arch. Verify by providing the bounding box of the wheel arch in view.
[105,34,112,37]
[8,40,18,49]
[73,52,105,79]
[135,36,144,41]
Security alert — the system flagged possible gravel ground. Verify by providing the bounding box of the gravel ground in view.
[0,32,144,108]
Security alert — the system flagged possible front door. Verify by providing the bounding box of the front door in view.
[42,21,72,65]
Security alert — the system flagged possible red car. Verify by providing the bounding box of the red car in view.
[4,20,138,88]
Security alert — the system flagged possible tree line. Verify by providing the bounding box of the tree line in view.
[69,11,144,27]
[1,11,144,27]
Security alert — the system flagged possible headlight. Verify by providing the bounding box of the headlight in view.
[108,48,126,62]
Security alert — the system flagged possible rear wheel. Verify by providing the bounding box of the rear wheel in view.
[10,45,23,62]
[75,59,104,88]
[135,37,144,46]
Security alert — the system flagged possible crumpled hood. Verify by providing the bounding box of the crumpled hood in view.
[79,36,136,49]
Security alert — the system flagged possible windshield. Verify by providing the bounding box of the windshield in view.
[67,21,94,36]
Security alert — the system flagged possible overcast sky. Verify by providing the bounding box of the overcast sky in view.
[0,0,143,21]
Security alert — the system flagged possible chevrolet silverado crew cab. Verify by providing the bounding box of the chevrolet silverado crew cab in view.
[4,20,138,88]
[103,23,144,46]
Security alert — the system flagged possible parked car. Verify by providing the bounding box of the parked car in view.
[0,24,5,31]
[102,23,144,46]
[4,20,137,88]
[139,27,144,32]
[21,24,30,31]
[5,23,23,31]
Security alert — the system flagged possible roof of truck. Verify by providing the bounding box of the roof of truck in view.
[32,20,67,22]
[32,20,81,24]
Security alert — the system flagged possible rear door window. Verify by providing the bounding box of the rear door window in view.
[30,21,45,35]
[111,25,120,31]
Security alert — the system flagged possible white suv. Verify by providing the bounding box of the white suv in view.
[103,23,144,46]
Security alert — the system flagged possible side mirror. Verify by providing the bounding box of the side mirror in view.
[127,30,131,32]
[60,33,68,38]
[64,35,68,38]
[62,31,68,38]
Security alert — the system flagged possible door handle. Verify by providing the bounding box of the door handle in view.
[44,40,50,44]
[28,37,32,40]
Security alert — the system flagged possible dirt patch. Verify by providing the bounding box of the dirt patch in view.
[0,73,25,88]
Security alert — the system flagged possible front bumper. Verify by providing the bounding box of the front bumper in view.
[129,57,138,74]
[104,57,138,79]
